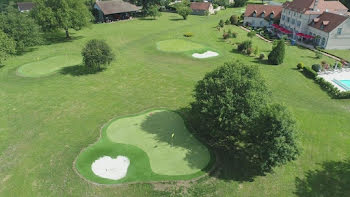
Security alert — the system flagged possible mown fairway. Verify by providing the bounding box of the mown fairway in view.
[1,8,350,196]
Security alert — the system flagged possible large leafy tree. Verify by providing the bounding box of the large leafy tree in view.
[191,62,269,150]
[0,6,42,52]
[31,0,92,39]
[248,104,300,171]
[176,5,192,20]
[0,30,16,65]
[191,62,300,172]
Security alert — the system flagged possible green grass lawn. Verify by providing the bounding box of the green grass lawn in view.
[324,49,350,62]
[156,39,206,52]
[1,8,350,197]
[16,54,81,77]
[75,109,211,184]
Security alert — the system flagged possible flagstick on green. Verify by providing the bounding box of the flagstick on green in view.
[171,130,175,147]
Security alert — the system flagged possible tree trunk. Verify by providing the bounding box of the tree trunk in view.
[65,29,70,39]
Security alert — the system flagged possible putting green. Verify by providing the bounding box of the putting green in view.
[17,55,81,77]
[156,39,205,52]
[75,110,212,184]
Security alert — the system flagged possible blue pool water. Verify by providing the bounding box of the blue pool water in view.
[340,80,350,88]
[333,79,350,91]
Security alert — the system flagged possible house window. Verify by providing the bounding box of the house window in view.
[253,11,257,17]
[321,37,326,46]
[292,19,295,24]
[320,24,324,30]
[270,13,274,19]
[282,15,285,21]
[337,28,342,35]
[287,17,290,22]
[297,21,301,27]
[261,12,265,17]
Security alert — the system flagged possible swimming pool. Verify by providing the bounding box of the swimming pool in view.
[333,79,350,91]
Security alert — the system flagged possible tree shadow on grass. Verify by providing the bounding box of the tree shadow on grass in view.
[169,18,184,21]
[43,31,83,45]
[59,64,105,76]
[251,59,270,65]
[140,109,213,172]
[295,160,350,197]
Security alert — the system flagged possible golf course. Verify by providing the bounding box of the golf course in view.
[75,109,211,184]
[1,7,350,197]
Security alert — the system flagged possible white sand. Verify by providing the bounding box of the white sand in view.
[318,69,350,92]
[192,51,219,59]
[91,156,130,180]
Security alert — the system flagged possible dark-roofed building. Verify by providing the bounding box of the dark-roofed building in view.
[94,0,141,22]
[308,12,350,49]
[17,2,35,12]
[243,4,283,27]
[190,2,214,15]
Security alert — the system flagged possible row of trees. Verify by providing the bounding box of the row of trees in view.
[190,62,300,172]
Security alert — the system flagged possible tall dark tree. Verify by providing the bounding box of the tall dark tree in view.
[0,6,42,52]
[31,0,92,39]
[268,39,285,65]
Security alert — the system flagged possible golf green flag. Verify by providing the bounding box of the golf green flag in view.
[171,133,175,138]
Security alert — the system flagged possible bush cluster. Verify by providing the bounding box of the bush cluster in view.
[312,64,321,72]
[183,32,193,37]
[302,66,318,79]
[237,40,252,55]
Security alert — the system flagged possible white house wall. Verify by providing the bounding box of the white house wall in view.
[325,19,350,49]
[244,17,270,27]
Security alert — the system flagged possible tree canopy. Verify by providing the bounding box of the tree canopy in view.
[31,0,92,38]
[190,62,299,172]
[0,30,16,65]
[0,6,42,52]
[176,4,192,20]
[268,39,285,65]
[82,39,115,71]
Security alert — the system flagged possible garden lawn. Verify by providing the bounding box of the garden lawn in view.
[75,110,211,184]
[1,8,350,197]
[324,49,350,62]
[156,39,206,52]
[16,54,81,77]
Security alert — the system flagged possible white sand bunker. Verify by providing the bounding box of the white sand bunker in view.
[91,156,130,180]
[192,51,219,59]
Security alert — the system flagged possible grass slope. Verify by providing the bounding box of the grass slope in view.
[1,8,350,197]
[75,110,211,184]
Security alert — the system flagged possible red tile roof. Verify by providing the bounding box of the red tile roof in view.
[309,12,348,32]
[190,2,211,11]
[17,2,35,11]
[244,4,283,20]
[96,0,141,15]
[283,0,348,14]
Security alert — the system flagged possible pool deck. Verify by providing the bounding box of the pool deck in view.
[318,69,350,92]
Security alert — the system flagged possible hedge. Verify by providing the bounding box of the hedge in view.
[301,67,350,99]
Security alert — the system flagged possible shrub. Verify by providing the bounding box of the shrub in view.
[297,62,304,70]
[246,47,253,55]
[315,50,323,59]
[254,46,259,57]
[223,32,230,39]
[259,53,265,60]
[230,15,238,25]
[302,66,318,79]
[234,0,248,7]
[247,31,256,39]
[237,40,252,55]
[268,40,285,65]
[147,5,161,19]
[82,39,114,71]
[219,19,225,28]
[183,32,193,37]
[225,19,230,25]
[312,64,321,72]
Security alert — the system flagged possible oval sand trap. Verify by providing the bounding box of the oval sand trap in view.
[17,55,81,77]
[156,39,205,52]
[91,156,130,180]
[192,51,219,59]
